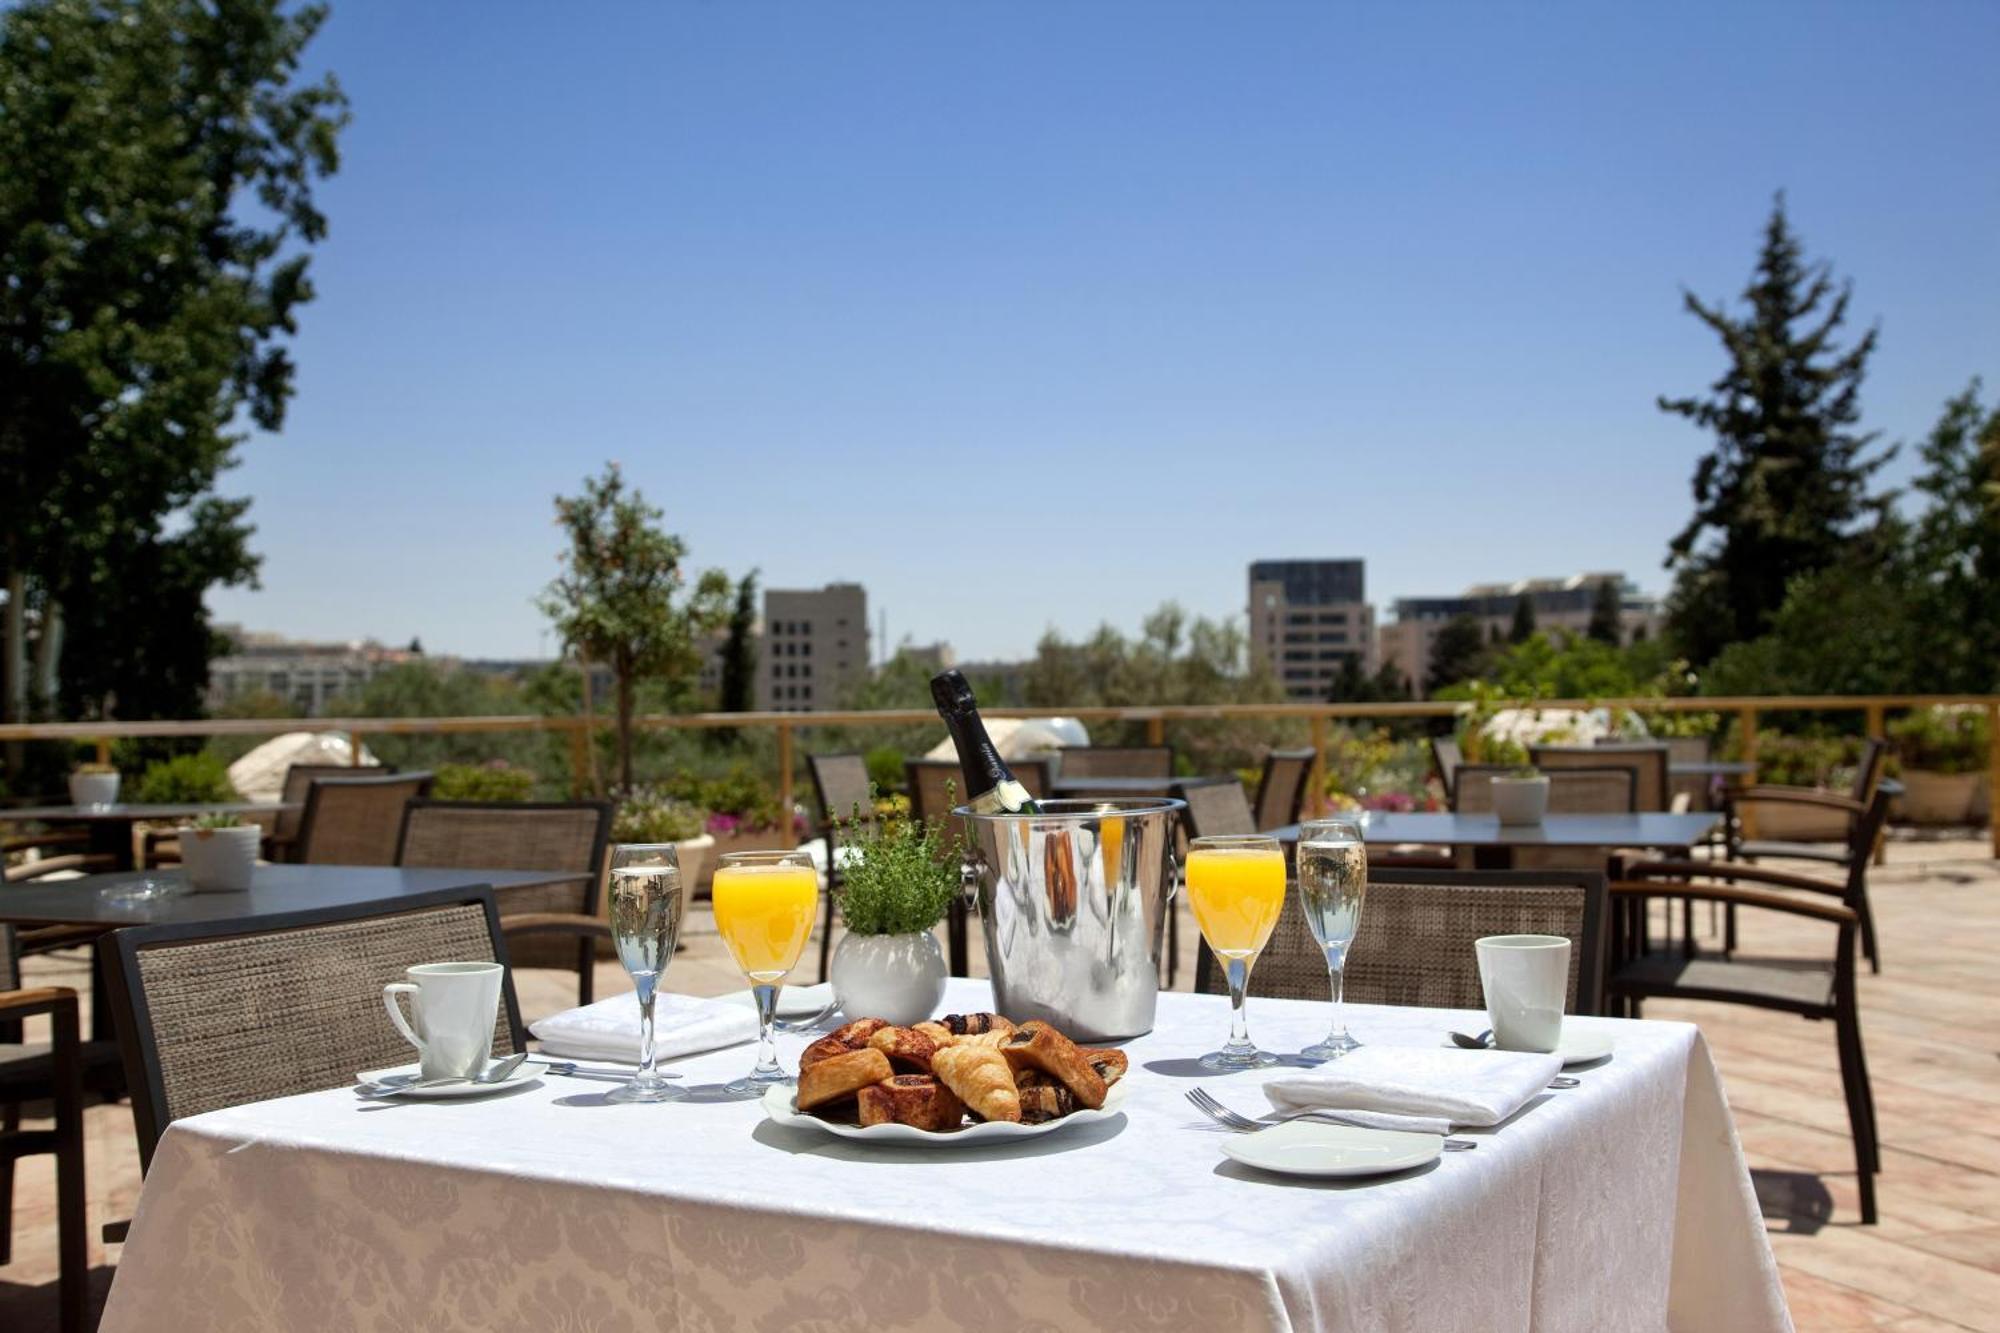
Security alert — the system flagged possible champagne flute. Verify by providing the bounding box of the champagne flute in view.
[1186,833,1286,1070]
[712,849,820,1096]
[1296,817,1368,1061]
[606,843,688,1103]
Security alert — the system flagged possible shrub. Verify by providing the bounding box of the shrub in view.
[665,762,782,830]
[613,788,709,843]
[133,752,237,803]
[1752,735,1853,788]
[1887,707,1989,775]
[834,805,960,936]
[864,745,906,794]
[432,762,536,803]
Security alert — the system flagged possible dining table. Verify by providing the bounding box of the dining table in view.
[0,801,299,872]
[1274,811,1723,869]
[99,977,1788,1333]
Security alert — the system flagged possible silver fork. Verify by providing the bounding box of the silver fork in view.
[1186,1087,1477,1150]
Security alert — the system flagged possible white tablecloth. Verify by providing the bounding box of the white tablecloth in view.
[101,980,1789,1332]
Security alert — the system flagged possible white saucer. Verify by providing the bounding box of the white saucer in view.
[718,983,837,1021]
[356,1062,542,1099]
[1554,1029,1615,1066]
[1222,1121,1443,1178]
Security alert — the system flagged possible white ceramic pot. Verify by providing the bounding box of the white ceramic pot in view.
[179,825,261,892]
[1491,775,1551,827]
[1896,770,1984,826]
[69,772,120,809]
[830,930,947,1026]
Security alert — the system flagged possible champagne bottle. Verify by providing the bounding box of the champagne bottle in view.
[929,669,1042,814]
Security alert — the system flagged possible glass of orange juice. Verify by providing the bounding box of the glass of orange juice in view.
[712,849,821,1095]
[1186,833,1287,1070]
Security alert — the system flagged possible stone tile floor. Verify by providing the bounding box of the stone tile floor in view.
[2,836,1996,1329]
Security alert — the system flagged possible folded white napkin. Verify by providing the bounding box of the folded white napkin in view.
[1262,1046,1564,1135]
[530,991,759,1064]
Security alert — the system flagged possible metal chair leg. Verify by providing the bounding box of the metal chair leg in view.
[1834,1009,1879,1224]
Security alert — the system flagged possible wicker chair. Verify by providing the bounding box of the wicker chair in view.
[396,799,613,1004]
[265,762,393,861]
[906,758,1052,976]
[1251,748,1314,831]
[807,753,876,983]
[1429,737,1463,793]
[1607,790,1893,1224]
[105,887,524,1172]
[0,940,86,1332]
[1194,867,1606,1016]
[1532,744,1671,812]
[1177,779,1258,839]
[295,771,434,865]
[1453,764,1637,815]
[1605,735,1715,811]
[1056,745,1174,781]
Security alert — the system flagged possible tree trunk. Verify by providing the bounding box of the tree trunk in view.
[2,569,24,723]
[32,595,61,710]
[615,669,635,795]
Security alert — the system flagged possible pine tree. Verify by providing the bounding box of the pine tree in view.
[718,571,760,712]
[1426,614,1489,696]
[1659,198,1893,665]
[1587,579,1623,645]
[1508,593,1537,644]
[1909,381,2000,691]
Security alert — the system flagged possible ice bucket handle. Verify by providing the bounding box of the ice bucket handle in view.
[1164,846,1181,902]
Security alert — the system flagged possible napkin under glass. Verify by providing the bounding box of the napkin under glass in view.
[530,991,759,1064]
[1261,1046,1563,1135]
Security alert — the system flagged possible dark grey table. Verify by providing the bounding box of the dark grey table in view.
[1272,811,1723,869]
[1669,762,1757,779]
[1,802,300,872]
[1050,774,1232,797]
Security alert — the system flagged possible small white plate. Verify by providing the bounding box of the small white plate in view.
[719,983,838,1021]
[356,1062,541,1099]
[1221,1120,1443,1178]
[1554,1029,1615,1066]
[761,1078,1128,1146]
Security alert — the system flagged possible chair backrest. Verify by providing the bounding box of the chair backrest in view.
[277,762,392,840]
[106,887,523,1171]
[296,772,435,865]
[1430,737,1463,791]
[396,799,613,917]
[808,753,875,829]
[0,925,17,993]
[1532,744,1669,811]
[1176,779,1258,839]
[1251,748,1315,830]
[1194,868,1606,1016]
[1839,790,1896,905]
[1454,764,1637,815]
[1850,737,1889,803]
[905,757,1051,857]
[1056,746,1174,780]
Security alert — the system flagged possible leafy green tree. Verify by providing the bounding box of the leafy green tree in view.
[1659,199,1892,665]
[1700,537,1923,698]
[1908,380,2000,691]
[718,571,760,712]
[1328,656,1412,705]
[1425,614,1489,695]
[539,464,730,792]
[1587,579,1623,645]
[0,0,347,726]
[1508,594,1537,645]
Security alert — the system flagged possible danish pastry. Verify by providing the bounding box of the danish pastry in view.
[856,1075,965,1132]
[800,1017,889,1070]
[795,1047,892,1111]
[867,1025,942,1072]
[1001,1021,1106,1109]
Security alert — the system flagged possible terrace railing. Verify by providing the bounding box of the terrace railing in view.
[2,694,1996,855]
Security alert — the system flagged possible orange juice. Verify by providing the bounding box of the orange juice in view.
[712,864,818,981]
[1185,847,1286,959]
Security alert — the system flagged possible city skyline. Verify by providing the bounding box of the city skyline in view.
[201,4,1999,661]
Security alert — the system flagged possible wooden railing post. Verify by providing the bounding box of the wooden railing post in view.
[1864,702,1889,865]
[1737,706,1758,841]
[1989,701,1999,860]
[94,738,110,766]
[1308,714,1328,818]
[566,721,591,799]
[1145,715,1165,748]
[1864,701,1884,742]
[778,722,796,850]
[349,732,364,766]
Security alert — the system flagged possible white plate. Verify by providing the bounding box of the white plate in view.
[356,1062,542,1099]
[719,983,838,1021]
[761,1078,1129,1145]
[1555,1029,1615,1066]
[1221,1120,1443,1178]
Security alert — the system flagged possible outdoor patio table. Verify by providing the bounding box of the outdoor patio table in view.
[1273,811,1722,869]
[1668,761,1756,780]
[100,978,1787,1333]
[0,801,299,872]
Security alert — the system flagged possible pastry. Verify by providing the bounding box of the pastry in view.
[796,1048,891,1112]
[800,1017,889,1070]
[1012,1067,1051,1089]
[912,1021,953,1047]
[1017,1083,1078,1124]
[940,1012,1015,1038]
[856,1075,966,1132]
[1082,1047,1128,1087]
[930,1044,1021,1123]
[950,1029,1013,1050]
[867,1025,942,1072]
[1001,1021,1107,1109]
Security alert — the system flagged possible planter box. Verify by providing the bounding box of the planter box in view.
[1896,770,1989,826]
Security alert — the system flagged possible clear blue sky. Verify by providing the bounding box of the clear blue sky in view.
[207,1,2000,662]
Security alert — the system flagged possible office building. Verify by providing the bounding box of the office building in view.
[1379,572,1662,695]
[763,582,869,712]
[1247,559,1376,700]
[206,628,422,716]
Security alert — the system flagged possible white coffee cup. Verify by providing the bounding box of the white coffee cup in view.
[383,962,503,1080]
[1475,934,1571,1053]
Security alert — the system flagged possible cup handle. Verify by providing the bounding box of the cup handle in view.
[383,982,425,1057]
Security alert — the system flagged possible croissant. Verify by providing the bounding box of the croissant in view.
[930,1044,1021,1123]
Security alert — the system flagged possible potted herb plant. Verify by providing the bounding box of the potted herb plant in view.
[69,762,120,809]
[179,813,261,892]
[1490,766,1550,826]
[829,807,956,1025]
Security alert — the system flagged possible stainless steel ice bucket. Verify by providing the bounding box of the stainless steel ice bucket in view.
[954,798,1184,1042]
